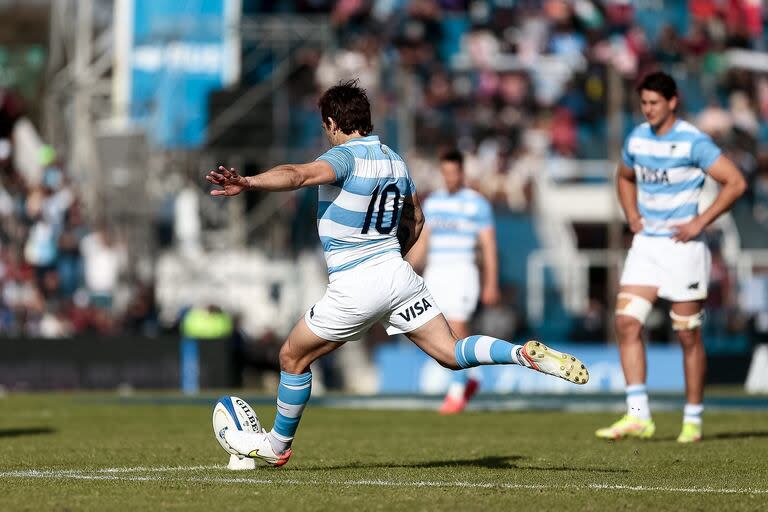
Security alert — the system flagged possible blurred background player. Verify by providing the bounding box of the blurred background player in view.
[596,72,747,443]
[407,149,500,414]
[208,81,589,466]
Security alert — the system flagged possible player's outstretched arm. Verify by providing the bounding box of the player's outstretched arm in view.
[673,155,747,242]
[206,161,336,196]
[398,193,425,257]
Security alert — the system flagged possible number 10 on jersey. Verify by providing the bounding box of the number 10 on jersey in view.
[361,184,401,234]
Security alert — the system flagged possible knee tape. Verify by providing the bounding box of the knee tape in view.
[616,292,653,324]
[670,310,704,331]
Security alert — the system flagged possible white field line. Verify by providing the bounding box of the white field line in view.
[0,465,220,476]
[94,464,221,473]
[0,466,767,495]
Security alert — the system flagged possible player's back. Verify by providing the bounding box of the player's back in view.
[315,135,416,276]
[423,187,493,268]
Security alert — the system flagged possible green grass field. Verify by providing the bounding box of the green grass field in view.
[1,393,767,511]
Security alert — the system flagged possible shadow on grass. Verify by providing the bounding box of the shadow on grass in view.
[708,431,768,440]
[644,431,768,442]
[294,454,629,473]
[0,427,56,438]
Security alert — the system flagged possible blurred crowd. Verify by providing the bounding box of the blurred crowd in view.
[4,0,768,342]
[267,0,768,345]
[0,88,157,338]
[270,0,768,220]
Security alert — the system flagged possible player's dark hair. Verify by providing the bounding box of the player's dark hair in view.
[439,149,464,169]
[637,71,677,100]
[318,79,373,136]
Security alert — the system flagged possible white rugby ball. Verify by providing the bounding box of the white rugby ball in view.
[212,396,262,454]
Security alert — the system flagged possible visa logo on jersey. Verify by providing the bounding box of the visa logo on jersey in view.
[637,166,669,184]
[398,298,433,322]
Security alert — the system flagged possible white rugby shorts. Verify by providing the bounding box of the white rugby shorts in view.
[424,263,479,322]
[305,256,442,342]
[620,234,711,302]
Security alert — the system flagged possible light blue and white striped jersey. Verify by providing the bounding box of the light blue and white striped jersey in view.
[622,120,721,237]
[423,188,493,267]
[316,135,416,275]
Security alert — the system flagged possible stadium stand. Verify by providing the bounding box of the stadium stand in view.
[2,0,767,372]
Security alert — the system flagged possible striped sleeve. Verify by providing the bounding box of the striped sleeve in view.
[691,134,722,172]
[474,197,493,229]
[316,146,354,183]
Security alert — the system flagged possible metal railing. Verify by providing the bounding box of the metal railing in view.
[736,250,768,314]
[527,247,768,325]
[526,248,625,324]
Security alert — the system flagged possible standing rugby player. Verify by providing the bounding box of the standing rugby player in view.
[407,150,500,414]
[596,72,746,443]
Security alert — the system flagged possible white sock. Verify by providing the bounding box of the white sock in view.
[512,345,532,368]
[446,381,465,400]
[268,430,292,453]
[626,384,651,420]
[683,403,703,425]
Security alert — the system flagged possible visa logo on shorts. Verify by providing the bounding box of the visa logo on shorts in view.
[398,298,433,322]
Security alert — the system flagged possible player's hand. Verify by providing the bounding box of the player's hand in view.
[628,215,644,234]
[206,166,248,196]
[672,217,705,243]
[481,285,501,307]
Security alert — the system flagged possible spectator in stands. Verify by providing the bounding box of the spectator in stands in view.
[56,202,87,298]
[80,225,126,311]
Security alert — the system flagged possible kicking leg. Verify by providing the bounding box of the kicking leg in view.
[224,318,343,466]
[439,319,481,414]
[405,314,589,384]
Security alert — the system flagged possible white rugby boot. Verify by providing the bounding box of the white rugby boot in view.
[519,340,589,385]
[221,428,293,467]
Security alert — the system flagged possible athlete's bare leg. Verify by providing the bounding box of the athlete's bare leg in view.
[595,285,659,438]
[448,319,469,340]
[406,314,588,384]
[439,319,477,413]
[279,317,344,374]
[406,314,461,369]
[222,317,344,462]
[671,300,706,405]
[615,285,658,386]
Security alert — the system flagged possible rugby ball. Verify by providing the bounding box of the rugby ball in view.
[212,396,262,454]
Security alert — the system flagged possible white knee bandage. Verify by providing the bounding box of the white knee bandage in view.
[670,310,704,331]
[616,292,653,324]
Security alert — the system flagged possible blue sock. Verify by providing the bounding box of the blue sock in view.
[454,335,528,369]
[269,371,312,453]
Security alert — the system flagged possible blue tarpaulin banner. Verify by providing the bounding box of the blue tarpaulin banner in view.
[127,0,238,147]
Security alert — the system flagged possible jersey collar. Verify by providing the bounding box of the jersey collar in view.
[341,135,380,146]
